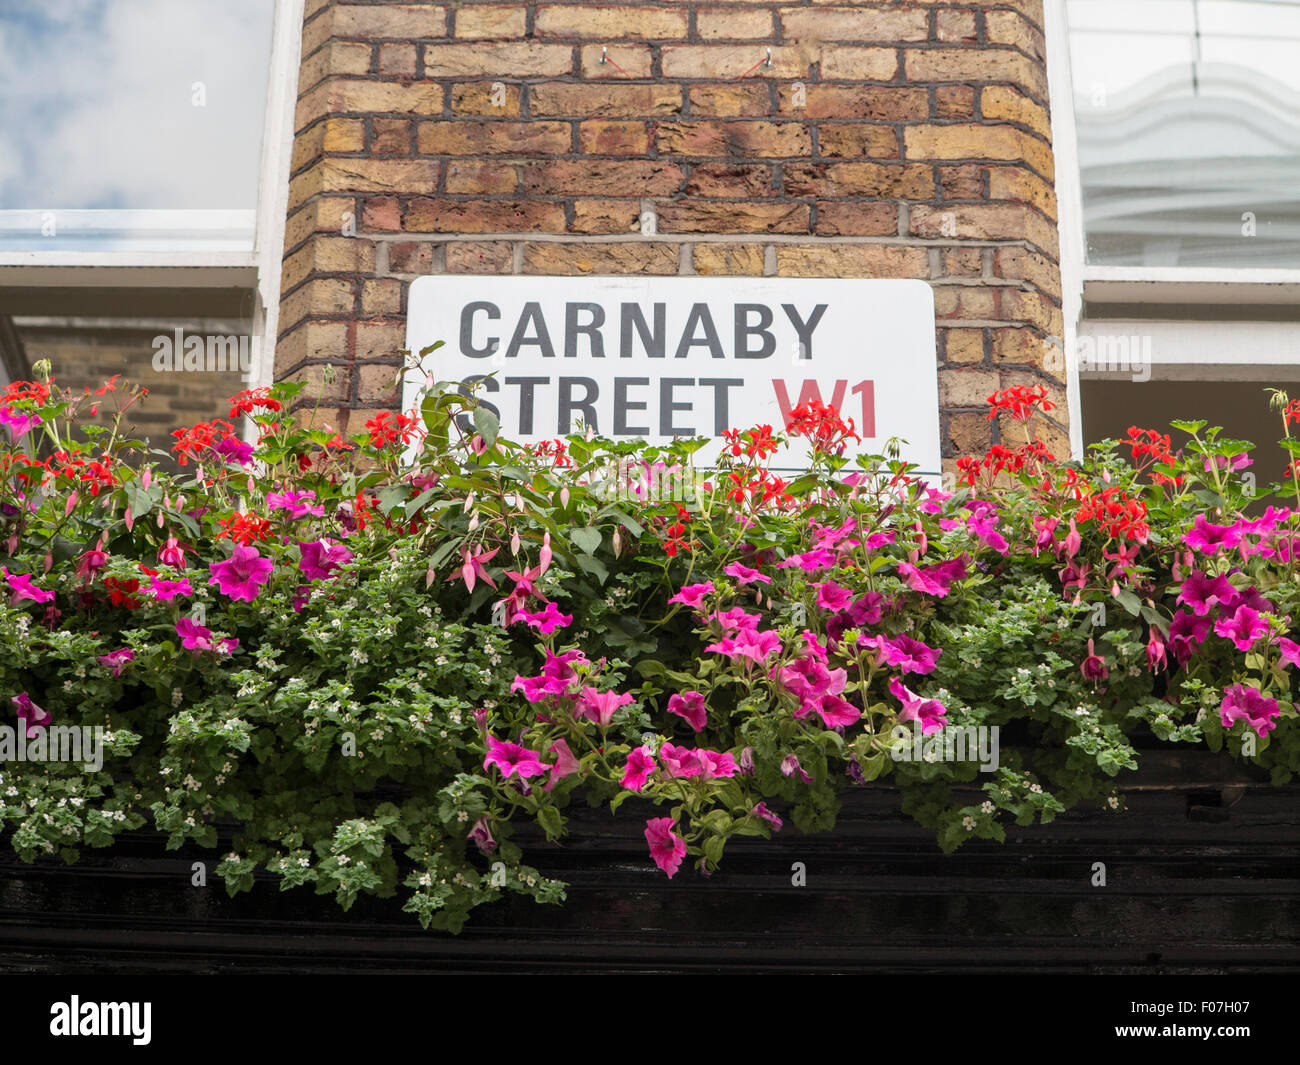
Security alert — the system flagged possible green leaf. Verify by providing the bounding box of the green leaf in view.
[536,804,565,841]
[572,526,602,555]
[473,404,500,448]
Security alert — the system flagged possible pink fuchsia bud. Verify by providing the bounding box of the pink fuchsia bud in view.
[141,467,151,490]
[64,492,78,517]
[560,487,570,508]
[538,532,553,577]
[511,530,521,555]
[124,506,134,532]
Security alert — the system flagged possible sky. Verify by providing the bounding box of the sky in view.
[0,0,275,212]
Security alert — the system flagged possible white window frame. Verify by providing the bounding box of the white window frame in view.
[1046,0,1300,458]
[0,0,305,387]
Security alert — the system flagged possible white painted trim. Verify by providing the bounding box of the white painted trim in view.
[0,262,258,286]
[1044,0,1087,460]
[250,0,306,407]
[1082,266,1300,305]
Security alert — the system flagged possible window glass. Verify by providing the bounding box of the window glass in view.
[0,0,275,253]
[1067,0,1300,268]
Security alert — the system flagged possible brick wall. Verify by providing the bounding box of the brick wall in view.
[16,319,251,467]
[278,0,1067,463]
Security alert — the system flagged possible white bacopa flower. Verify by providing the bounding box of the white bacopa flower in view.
[980,801,995,814]
[1029,783,1043,794]
[962,816,976,831]
[337,854,350,865]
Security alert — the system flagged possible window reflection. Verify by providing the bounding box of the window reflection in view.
[1068,0,1300,268]
[0,0,275,253]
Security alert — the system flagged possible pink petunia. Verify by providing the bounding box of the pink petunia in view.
[98,648,135,677]
[1213,605,1270,651]
[776,548,837,572]
[870,633,941,675]
[1176,571,1237,617]
[700,749,738,779]
[815,581,853,612]
[1183,515,1244,554]
[644,817,687,878]
[298,539,354,582]
[175,618,239,655]
[659,741,705,778]
[11,692,50,738]
[704,626,782,665]
[667,690,707,732]
[723,562,771,586]
[0,404,41,440]
[267,490,325,520]
[780,753,812,784]
[208,544,274,602]
[518,601,573,635]
[668,581,715,609]
[483,735,548,779]
[147,575,193,602]
[468,814,497,854]
[5,569,53,606]
[750,802,783,832]
[888,677,948,735]
[621,745,657,791]
[545,738,580,791]
[577,686,633,728]
[1219,684,1280,738]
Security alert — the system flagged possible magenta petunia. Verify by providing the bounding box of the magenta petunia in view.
[1169,611,1213,667]
[298,540,354,582]
[467,814,497,854]
[1213,605,1270,651]
[815,581,853,612]
[723,562,770,586]
[707,607,761,634]
[668,581,715,609]
[0,404,41,440]
[11,692,50,738]
[704,626,782,665]
[776,548,837,572]
[804,693,860,729]
[545,738,580,792]
[98,648,135,677]
[621,745,657,792]
[5,569,53,606]
[667,690,708,731]
[644,817,687,878]
[1183,515,1244,554]
[147,575,193,602]
[1278,637,1300,669]
[267,490,325,520]
[700,749,738,778]
[208,544,274,602]
[750,802,783,832]
[482,735,547,779]
[517,601,573,635]
[659,741,705,778]
[176,617,239,655]
[1219,683,1280,738]
[577,686,633,728]
[1176,571,1237,617]
[871,633,941,675]
[888,677,948,735]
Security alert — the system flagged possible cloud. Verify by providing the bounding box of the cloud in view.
[0,0,274,212]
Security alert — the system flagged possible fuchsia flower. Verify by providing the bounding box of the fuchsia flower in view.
[667,691,707,731]
[1079,638,1109,682]
[577,686,634,727]
[1177,571,1237,616]
[176,618,238,655]
[483,735,547,779]
[98,648,135,676]
[518,602,573,635]
[468,815,497,853]
[11,692,50,738]
[723,561,770,586]
[644,817,687,878]
[76,547,110,580]
[1146,628,1167,673]
[4,569,53,606]
[668,581,715,609]
[888,677,948,735]
[622,745,657,791]
[208,544,274,602]
[158,537,187,568]
[147,575,193,602]
[298,539,353,581]
[454,544,500,593]
[1219,684,1280,737]
[1214,605,1270,651]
